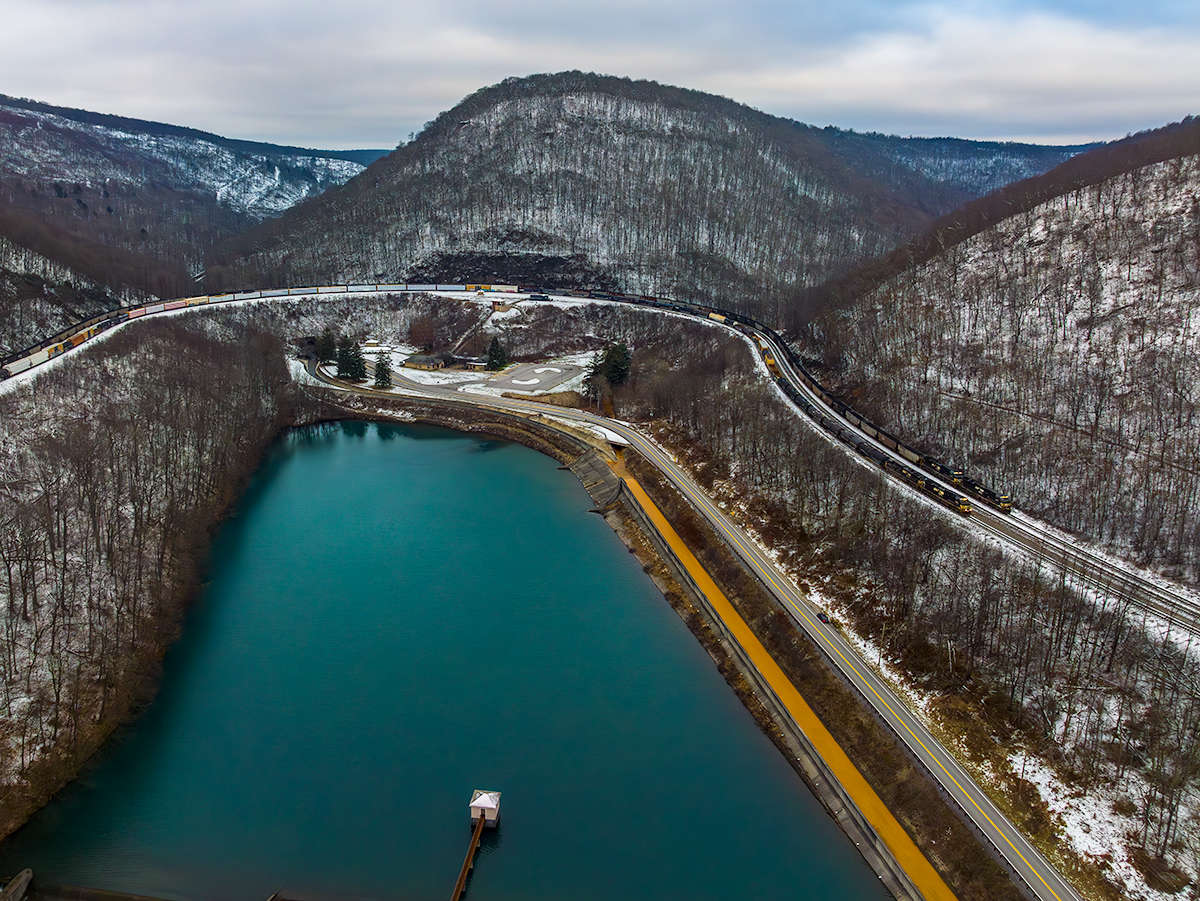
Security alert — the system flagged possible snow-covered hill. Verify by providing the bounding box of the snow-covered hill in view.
[0,234,147,355]
[0,94,382,334]
[811,152,1200,580]
[0,96,372,220]
[212,73,1083,321]
[813,128,1090,200]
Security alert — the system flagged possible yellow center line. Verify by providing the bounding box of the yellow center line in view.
[383,385,1059,899]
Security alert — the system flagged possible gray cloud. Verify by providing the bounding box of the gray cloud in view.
[1,0,1196,147]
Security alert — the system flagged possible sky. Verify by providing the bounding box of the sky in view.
[2,0,1198,150]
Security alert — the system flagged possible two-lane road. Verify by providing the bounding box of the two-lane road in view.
[313,359,1084,901]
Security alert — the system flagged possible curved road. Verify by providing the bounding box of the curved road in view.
[10,284,1197,633]
[10,282,1172,900]
[311,359,1084,901]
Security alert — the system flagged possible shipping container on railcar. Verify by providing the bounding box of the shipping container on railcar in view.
[5,348,50,376]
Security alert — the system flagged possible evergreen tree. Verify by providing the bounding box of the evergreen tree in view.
[583,350,606,402]
[347,344,367,380]
[373,353,392,388]
[584,343,633,402]
[336,337,367,380]
[316,328,337,363]
[335,337,352,378]
[487,336,508,371]
[602,342,632,385]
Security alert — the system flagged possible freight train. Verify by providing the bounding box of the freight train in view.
[602,290,1007,515]
[1,282,1011,514]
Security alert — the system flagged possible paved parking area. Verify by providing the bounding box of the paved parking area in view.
[488,363,581,392]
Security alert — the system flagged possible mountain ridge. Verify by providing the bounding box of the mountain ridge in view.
[206,71,1089,319]
[802,122,1200,579]
[0,93,386,340]
[0,93,390,166]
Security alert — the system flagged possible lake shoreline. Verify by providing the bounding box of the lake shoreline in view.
[340,394,929,901]
[4,390,926,900]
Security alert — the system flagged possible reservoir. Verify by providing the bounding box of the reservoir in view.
[0,421,889,900]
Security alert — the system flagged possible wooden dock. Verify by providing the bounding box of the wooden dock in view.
[450,813,487,901]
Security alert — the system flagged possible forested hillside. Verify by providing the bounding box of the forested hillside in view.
[813,128,1094,200]
[0,234,148,356]
[0,94,379,309]
[209,72,1081,320]
[806,145,1200,581]
[0,311,310,838]
[7,74,1193,898]
[8,295,1196,898]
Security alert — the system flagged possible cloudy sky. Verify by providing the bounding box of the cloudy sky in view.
[3,0,1198,149]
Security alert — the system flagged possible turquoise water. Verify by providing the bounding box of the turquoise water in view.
[0,422,889,900]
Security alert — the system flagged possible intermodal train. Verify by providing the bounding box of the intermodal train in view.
[0,285,460,377]
[0,282,1011,515]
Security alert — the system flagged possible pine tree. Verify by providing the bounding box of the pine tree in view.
[487,336,508,371]
[373,353,392,388]
[602,342,632,385]
[316,328,337,363]
[347,344,367,380]
[336,337,367,380]
[584,343,633,402]
[583,351,606,402]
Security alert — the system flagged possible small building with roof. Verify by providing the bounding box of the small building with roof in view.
[405,354,445,371]
[469,789,501,828]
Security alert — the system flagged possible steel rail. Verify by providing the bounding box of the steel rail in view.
[310,361,1086,901]
[749,325,1200,637]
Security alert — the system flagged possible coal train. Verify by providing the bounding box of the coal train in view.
[1,282,1012,515]
[601,290,1010,515]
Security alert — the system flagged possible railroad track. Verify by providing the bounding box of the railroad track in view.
[751,324,1200,638]
[308,359,1087,901]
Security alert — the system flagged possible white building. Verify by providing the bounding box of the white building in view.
[469,789,501,828]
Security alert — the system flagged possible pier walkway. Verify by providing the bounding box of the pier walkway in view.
[451,813,488,901]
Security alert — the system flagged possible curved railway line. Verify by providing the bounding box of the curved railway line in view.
[5,281,1198,637]
[750,325,1200,632]
[13,280,1197,899]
